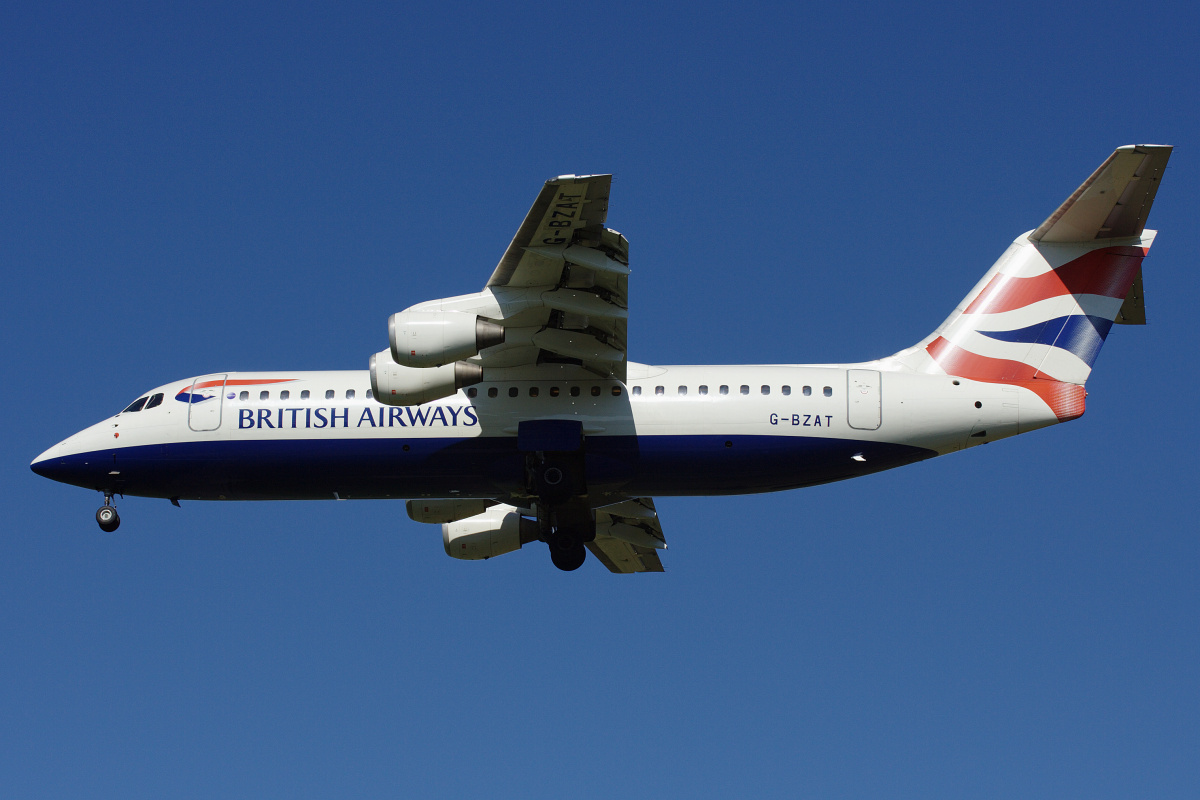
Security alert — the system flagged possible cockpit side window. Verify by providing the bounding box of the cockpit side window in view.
[144,393,164,409]
[122,397,149,413]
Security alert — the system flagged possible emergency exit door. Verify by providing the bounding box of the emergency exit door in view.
[187,374,227,432]
[847,369,881,430]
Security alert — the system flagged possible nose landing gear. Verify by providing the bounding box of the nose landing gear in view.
[96,494,120,532]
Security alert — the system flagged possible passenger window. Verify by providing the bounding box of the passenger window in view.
[655,386,664,396]
[488,387,498,398]
[325,390,335,399]
[366,390,373,399]
[570,386,580,397]
[782,385,791,396]
[123,396,148,413]
[699,385,708,395]
[632,386,642,396]
[678,386,687,395]
[612,386,621,396]
[240,391,249,401]
[260,391,270,400]
[144,393,164,409]
[346,389,355,399]
[823,386,832,397]
[591,386,601,397]
[509,387,518,398]
[719,385,729,395]
[803,386,812,396]
[301,390,310,399]
[467,388,478,398]
[740,385,749,395]
[549,387,560,397]
[761,385,770,395]
[280,390,290,400]
[529,386,539,397]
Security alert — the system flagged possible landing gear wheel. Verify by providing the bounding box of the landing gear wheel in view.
[96,505,120,533]
[549,538,586,571]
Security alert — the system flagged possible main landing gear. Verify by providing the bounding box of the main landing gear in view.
[549,538,587,572]
[96,494,120,532]
[519,419,596,572]
[528,453,594,572]
[540,499,593,572]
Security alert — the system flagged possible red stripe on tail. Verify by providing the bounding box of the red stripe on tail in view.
[963,246,1145,315]
[926,337,1085,421]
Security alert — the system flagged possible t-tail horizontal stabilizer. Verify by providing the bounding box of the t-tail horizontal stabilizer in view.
[893,145,1171,419]
[1031,145,1172,243]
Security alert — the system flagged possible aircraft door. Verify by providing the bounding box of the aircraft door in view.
[847,369,881,430]
[187,374,227,432]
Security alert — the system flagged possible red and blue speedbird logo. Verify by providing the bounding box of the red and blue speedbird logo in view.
[175,378,295,404]
[175,389,214,404]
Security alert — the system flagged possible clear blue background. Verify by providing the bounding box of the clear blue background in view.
[4,2,1197,797]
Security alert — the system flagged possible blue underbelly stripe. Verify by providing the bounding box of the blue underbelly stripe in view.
[34,435,936,501]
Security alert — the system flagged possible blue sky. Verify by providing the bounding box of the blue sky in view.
[4,2,1198,797]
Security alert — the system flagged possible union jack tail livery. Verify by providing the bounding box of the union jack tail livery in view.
[895,145,1171,420]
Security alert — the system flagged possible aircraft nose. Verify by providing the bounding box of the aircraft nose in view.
[30,431,107,488]
[31,444,70,481]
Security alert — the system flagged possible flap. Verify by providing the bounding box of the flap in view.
[586,498,667,573]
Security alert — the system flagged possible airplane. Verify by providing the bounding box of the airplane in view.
[31,145,1172,572]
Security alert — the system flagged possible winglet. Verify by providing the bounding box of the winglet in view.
[1030,145,1172,242]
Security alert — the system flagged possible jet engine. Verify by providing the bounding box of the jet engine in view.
[369,349,482,406]
[389,311,505,368]
[442,505,540,561]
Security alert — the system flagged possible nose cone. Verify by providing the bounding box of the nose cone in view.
[31,442,73,482]
[30,421,114,488]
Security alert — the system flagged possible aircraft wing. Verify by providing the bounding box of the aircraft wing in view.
[586,498,667,573]
[482,174,629,381]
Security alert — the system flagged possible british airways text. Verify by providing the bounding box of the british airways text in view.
[238,405,479,429]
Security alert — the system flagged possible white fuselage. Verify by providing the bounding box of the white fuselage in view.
[31,361,1060,504]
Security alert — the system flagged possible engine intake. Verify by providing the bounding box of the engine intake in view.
[370,349,482,406]
[389,311,505,368]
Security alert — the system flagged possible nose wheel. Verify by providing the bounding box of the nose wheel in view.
[96,495,120,532]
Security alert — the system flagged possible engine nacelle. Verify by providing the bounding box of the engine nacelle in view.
[369,349,482,406]
[442,505,540,561]
[389,311,505,368]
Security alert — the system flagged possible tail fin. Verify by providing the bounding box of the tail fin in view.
[893,145,1172,420]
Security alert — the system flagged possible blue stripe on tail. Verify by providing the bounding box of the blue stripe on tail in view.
[979,315,1114,367]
